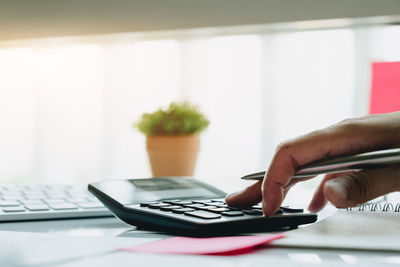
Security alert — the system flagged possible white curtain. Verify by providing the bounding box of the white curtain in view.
[1,25,398,191]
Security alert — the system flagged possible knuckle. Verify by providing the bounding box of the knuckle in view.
[344,172,371,205]
[336,118,363,134]
[275,139,294,154]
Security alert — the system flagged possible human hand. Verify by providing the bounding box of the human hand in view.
[225,112,400,216]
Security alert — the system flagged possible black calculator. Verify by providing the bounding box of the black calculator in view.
[88,178,317,237]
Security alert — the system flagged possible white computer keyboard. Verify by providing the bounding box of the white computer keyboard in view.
[0,184,112,221]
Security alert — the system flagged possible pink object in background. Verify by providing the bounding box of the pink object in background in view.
[121,234,284,256]
[370,62,400,114]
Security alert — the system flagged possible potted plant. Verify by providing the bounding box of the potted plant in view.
[134,102,209,177]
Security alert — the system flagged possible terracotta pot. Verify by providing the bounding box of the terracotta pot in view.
[146,135,200,177]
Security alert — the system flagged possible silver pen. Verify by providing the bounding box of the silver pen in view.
[241,148,400,180]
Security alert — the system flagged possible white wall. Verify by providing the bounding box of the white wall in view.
[0,25,398,192]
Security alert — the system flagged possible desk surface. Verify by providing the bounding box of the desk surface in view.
[1,214,399,267]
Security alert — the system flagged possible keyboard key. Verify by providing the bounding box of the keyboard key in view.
[45,199,67,204]
[1,185,18,191]
[2,191,22,196]
[78,202,104,209]
[25,194,46,200]
[25,204,50,211]
[184,210,221,219]
[0,200,20,207]
[69,194,89,199]
[172,208,195,214]
[49,203,77,210]
[148,203,170,209]
[68,198,88,203]
[242,209,263,215]
[2,195,21,200]
[46,193,62,198]
[22,188,44,194]
[3,206,26,212]
[221,211,244,216]
[160,205,181,211]
[21,199,44,205]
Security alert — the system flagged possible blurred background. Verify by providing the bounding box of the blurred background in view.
[0,0,400,197]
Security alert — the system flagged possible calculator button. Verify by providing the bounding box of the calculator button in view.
[280,206,304,213]
[172,208,195,214]
[184,210,221,219]
[242,209,263,215]
[198,205,218,211]
[140,201,159,207]
[160,205,181,211]
[170,200,193,205]
[275,209,284,214]
[162,199,181,204]
[184,203,205,208]
[148,203,170,209]
[191,200,212,204]
[221,211,244,216]
[208,207,230,213]
[212,203,228,208]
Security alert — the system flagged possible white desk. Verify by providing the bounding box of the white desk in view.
[1,215,399,267]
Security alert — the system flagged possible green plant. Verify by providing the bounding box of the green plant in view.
[134,102,210,136]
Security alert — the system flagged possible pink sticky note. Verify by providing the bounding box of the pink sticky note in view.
[121,234,284,256]
[370,62,400,114]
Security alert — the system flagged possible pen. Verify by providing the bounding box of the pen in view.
[241,148,400,180]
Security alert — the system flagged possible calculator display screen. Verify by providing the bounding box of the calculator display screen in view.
[90,178,226,205]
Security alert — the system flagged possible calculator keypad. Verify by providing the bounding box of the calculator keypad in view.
[135,199,301,222]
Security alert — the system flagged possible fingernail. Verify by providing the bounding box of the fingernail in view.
[307,197,321,213]
[225,191,238,199]
[224,192,239,204]
[262,200,273,216]
[307,204,318,213]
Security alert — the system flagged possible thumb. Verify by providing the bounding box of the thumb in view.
[324,165,400,209]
